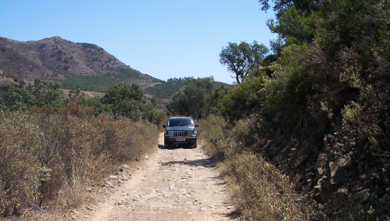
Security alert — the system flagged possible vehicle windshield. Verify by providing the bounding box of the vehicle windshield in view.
[167,118,193,127]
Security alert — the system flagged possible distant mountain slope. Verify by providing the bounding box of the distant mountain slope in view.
[146,78,186,100]
[0,36,162,91]
[146,77,229,102]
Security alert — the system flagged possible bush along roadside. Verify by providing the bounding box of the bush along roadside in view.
[0,104,158,217]
[199,115,312,220]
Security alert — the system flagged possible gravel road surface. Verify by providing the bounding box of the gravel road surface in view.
[81,133,239,221]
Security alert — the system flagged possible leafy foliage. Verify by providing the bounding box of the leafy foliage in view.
[0,78,167,125]
[79,83,167,124]
[0,78,68,112]
[166,77,217,119]
[220,67,267,119]
[261,44,312,120]
[200,0,390,220]
[266,6,316,45]
[102,83,143,105]
[259,0,322,16]
[220,41,269,83]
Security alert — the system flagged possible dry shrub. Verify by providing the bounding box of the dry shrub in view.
[0,112,42,216]
[231,151,308,220]
[0,103,158,217]
[200,115,310,220]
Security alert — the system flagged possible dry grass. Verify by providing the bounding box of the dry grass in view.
[0,104,158,218]
[199,116,311,220]
[60,89,105,98]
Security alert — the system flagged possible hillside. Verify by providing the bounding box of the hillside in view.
[0,36,162,91]
[147,77,229,104]
[0,36,227,99]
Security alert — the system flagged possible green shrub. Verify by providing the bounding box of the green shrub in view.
[166,77,215,119]
[221,69,266,118]
[261,44,312,119]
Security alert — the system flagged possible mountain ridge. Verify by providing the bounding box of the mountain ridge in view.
[0,36,228,98]
[0,36,162,90]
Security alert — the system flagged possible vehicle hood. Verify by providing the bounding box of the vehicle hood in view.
[165,126,195,131]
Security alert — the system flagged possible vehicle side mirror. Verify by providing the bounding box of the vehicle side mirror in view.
[163,125,166,128]
[195,124,199,127]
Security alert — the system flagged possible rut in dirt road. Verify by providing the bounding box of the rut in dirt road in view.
[85,133,240,221]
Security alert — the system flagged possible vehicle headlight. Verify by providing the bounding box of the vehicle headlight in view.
[168,131,174,136]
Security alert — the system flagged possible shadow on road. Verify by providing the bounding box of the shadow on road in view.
[158,144,195,150]
[160,157,216,168]
[224,210,242,220]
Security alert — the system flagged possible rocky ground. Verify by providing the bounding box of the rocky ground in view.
[68,134,239,221]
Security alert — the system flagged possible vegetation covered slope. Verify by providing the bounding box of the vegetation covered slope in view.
[0,108,158,217]
[146,77,187,100]
[168,0,390,220]
[0,36,162,91]
[0,78,166,217]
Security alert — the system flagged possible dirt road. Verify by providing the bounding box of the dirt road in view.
[83,133,239,221]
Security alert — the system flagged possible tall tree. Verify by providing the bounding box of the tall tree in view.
[102,83,143,105]
[258,0,322,16]
[219,41,268,83]
[102,83,144,120]
[166,77,215,119]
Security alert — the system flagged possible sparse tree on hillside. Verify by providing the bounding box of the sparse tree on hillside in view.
[219,41,268,83]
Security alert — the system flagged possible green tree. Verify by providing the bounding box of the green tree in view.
[258,0,322,16]
[221,67,268,119]
[78,96,111,115]
[266,6,316,45]
[0,78,68,112]
[166,77,215,119]
[101,83,144,120]
[102,83,143,105]
[219,41,268,83]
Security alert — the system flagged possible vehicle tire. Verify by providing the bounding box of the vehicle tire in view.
[192,142,197,148]
[164,141,172,149]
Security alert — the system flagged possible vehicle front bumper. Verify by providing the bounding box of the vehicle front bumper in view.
[164,136,197,146]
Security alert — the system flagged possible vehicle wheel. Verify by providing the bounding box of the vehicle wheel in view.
[164,141,172,149]
[192,142,197,148]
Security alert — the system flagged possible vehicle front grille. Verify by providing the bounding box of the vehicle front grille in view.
[173,131,189,137]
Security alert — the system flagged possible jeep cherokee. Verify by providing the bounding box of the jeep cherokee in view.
[163,117,198,148]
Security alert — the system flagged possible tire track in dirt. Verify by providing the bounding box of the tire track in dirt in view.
[86,133,239,221]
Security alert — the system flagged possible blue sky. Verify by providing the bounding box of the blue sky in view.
[0,0,277,84]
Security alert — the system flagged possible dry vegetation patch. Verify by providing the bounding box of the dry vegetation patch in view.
[199,116,311,220]
[61,89,105,98]
[0,105,158,218]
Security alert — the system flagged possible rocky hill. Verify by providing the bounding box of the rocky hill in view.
[0,36,162,91]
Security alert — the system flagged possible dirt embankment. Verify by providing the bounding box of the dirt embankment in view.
[70,134,239,221]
